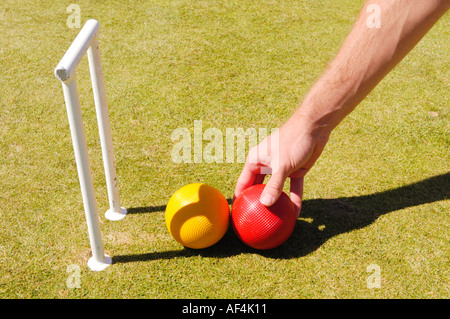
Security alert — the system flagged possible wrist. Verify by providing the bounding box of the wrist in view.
[292,98,346,138]
[293,67,361,137]
[287,107,334,139]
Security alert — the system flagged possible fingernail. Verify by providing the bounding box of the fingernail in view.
[260,194,274,206]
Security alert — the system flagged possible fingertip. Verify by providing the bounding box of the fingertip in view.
[289,177,304,218]
[234,182,247,201]
[234,174,253,201]
[260,173,285,206]
[293,201,301,218]
[260,193,275,206]
[288,194,302,218]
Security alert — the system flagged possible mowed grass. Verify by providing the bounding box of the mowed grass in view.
[0,0,448,299]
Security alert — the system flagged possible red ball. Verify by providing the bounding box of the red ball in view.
[231,184,296,250]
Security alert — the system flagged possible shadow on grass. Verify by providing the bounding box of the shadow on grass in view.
[113,172,449,264]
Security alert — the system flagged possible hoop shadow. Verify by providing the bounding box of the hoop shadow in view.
[125,199,233,215]
[113,172,449,263]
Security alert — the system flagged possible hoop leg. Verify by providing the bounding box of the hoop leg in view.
[87,40,127,221]
[61,77,111,271]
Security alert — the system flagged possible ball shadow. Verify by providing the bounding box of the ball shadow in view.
[113,172,449,263]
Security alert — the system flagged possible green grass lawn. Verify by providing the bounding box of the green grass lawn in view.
[0,0,448,299]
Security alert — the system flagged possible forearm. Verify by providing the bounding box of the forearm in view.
[295,0,449,136]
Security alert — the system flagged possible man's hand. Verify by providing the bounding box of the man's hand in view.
[234,113,329,217]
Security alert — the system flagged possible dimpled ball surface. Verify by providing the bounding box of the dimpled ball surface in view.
[165,183,230,249]
[231,184,296,250]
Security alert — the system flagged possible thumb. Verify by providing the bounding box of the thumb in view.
[260,171,286,206]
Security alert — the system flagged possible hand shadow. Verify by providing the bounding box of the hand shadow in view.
[113,172,449,263]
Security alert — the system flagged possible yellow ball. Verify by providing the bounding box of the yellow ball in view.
[165,183,230,249]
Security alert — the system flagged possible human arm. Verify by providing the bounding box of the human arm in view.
[234,0,449,216]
